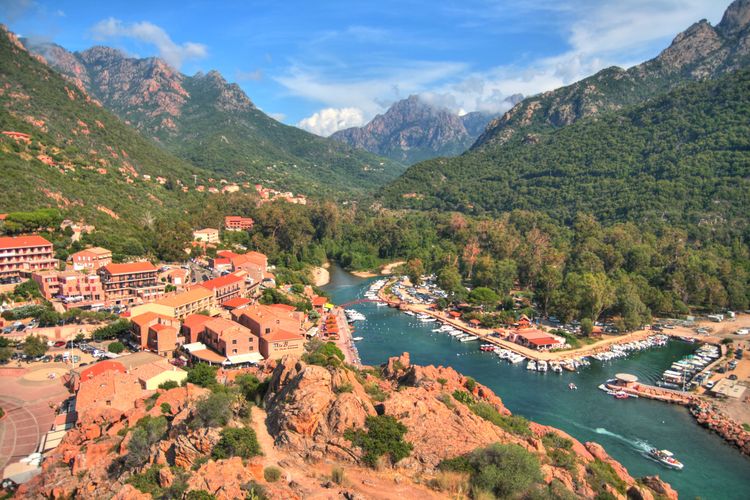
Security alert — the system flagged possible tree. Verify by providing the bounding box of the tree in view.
[108,341,125,354]
[23,335,48,357]
[186,362,218,388]
[191,392,233,428]
[212,427,261,459]
[125,416,167,468]
[579,272,615,322]
[468,287,500,307]
[403,258,425,286]
[344,415,413,467]
[580,318,593,337]
[437,265,465,297]
[440,443,543,499]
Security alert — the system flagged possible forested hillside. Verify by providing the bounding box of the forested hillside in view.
[382,69,750,230]
[26,42,405,197]
[0,26,214,255]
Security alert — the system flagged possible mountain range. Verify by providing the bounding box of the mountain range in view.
[382,0,750,229]
[0,26,206,236]
[23,40,405,197]
[330,94,522,164]
[473,0,750,150]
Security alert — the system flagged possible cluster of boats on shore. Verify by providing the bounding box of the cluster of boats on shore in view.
[364,279,389,306]
[427,322,480,342]
[589,335,669,361]
[659,343,720,390]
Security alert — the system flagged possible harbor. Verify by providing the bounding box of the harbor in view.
[322,265,750,500]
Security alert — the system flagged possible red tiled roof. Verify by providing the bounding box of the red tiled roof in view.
[200,273,244,290]
[103,261,157,275]
[79,360,126,380]
[312,296,328,306]
[270,303,296,312]
[149,323,174,332]
[0,235,52,249]
[182,314,213,330]
[223,297,251,308]
[131,311,171,327]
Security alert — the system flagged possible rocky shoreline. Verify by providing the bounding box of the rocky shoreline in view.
[690,401,750,457]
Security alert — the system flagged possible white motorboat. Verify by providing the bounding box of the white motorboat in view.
[460,335,478,342]
[527,360,537,370]
[648,449,684,470]
[537,360,548,372]
[508,353,525,364]
[352,337,364,341]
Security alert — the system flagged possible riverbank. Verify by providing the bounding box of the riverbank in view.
[350,260,406,279]
[310,264,330,287]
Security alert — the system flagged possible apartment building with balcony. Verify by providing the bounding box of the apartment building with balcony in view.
[199,272,246,305]
[0,235,55,279]
[31,270,105,306]
[224,216,254,231]
[98,261,163,305]
[69,247,112,271]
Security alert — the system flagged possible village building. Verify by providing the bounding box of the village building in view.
[0,235,56,279]
[181,314,213,344]
[161,267,189,288]
[232,303,304,337]
[216,250,269,290]
[130,312,180,350]
[192,228,220,243]
[147,323,181,356]
[258,329,305,360]
[31,269,105,306]
[130,286,215,320]
[224,215,254,231]
[98,262,164,305]
[69,247,112,271]
[74,369,143,414]
[510,328,564,350]
[199,272,246,305]
[183,317,263,366]
[117,352,188,390]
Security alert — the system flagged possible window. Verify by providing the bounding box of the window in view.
[232,349,237,354]
[232,339,237,344]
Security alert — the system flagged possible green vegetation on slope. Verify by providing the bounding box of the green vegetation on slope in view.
[382,69,750,230]
[0,27,210,246]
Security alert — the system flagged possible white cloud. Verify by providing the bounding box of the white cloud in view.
[297,107,366,136]
[277,0,727,128]
[236,69,263,81]
[90,17,207,69]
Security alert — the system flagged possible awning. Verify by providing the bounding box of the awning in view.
[224,352,264,365]
[182,342,208,353]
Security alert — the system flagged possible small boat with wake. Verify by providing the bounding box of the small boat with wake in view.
[568,383,578,390]
[648,449,684,470]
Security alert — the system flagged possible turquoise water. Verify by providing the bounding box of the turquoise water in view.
[323,265,750,500]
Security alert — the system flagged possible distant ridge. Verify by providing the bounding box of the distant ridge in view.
[330,94,521,164]
[24,40,406,197]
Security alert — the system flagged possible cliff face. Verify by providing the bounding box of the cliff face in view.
[20,355,677,500]
[331,95,514,164]
[474,0,750,149]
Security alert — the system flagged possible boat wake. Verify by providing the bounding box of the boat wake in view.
[594,427,652,454]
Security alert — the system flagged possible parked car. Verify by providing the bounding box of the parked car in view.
[705,381,715,389]
[53,341,66,348]
[728,374,738,381]
[54,354,63,362]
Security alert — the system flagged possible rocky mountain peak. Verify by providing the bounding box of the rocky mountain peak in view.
[718,0,750,36]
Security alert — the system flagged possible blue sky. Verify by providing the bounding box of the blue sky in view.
[1,0,730,135]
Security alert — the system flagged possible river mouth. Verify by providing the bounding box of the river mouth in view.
[323,264,750,500]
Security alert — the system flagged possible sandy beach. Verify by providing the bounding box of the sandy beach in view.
[310,264,330,286]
